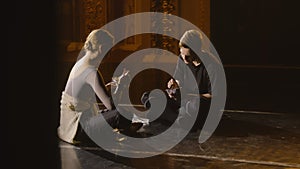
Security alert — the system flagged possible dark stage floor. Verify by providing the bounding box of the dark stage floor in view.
[59,110,300,169]
[56,58,300,169]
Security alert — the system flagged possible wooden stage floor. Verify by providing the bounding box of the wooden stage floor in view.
[59,110,300,169]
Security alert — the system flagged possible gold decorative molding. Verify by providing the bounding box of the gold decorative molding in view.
[80,0,107,41]
[151,0,179,54]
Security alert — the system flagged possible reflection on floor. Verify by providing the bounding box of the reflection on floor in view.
[59,111,300,169]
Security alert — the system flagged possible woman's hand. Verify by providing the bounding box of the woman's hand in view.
[106,68,130,94]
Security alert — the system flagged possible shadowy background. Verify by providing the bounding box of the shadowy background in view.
[6,0,60,168]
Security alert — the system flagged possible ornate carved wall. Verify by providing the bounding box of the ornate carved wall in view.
[59,0,210,61]
[59,0,210,52]
[179,0,210,37]
[80,0,107,42]
[150,0,210,54]
[151,0,179,54]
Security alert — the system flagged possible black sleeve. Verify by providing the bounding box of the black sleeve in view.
[173,56,185,86]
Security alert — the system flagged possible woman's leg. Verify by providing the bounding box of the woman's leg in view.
[75,109,119,145]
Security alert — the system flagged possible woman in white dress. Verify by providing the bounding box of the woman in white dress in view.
[57,29,140,145]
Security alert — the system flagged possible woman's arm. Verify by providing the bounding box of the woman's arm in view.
[86,70,113,110]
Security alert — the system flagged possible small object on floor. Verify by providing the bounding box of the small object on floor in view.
[117,122,144,137]
[129,122,144,132]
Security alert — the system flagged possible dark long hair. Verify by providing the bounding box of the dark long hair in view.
[179,43,201,63]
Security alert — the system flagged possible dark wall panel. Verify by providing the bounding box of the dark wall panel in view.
[211,0,300,66]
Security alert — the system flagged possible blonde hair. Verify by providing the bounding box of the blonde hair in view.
[83,29,114,52]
